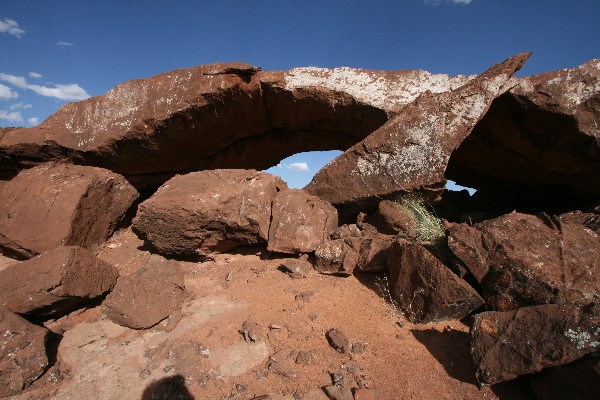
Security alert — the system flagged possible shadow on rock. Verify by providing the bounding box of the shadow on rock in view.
[141,375,194,400]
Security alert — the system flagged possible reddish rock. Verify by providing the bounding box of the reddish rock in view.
[387,241,484,323]
[347,233,394,273]
[305,53,531,220]
[326,328,351,353]
[0,246,119,318]
[314,239,359,276]
[448,212,600,310]
[0,306,49,397]
[558,208,600,233]
[471,303,600,385]
[368,199,417,236]
[0,162,138,259]
[101,261,185,329]
[133,169,286,258]
[530,358,600,400]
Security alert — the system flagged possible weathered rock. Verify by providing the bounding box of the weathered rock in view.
[0,162,138,259]
[267,189,338,254]
[387,241,484,323]
[280,258,312,279]
[133,169,286,258]
[305,53,531,221]
[0,306,49,397]
[101,261,185,329]
[322,385,354,400]
[314,239,359,276]
[0,246,119,318]
[448,212,600,310]
[330,224,362,239]
[326,328,351,353]
[368,199,417,236]
[347,233,395,273]
[530,358,600,400]
[558,208,600,233]
[239,320,263,343]
[471,303,600,385]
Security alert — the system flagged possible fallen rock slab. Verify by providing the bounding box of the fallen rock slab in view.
[0,162,138,259]
[388,241,484,323]
[314,239,359,276]
[0,306,49,397]
[471,303,600,385]
[133,169,286,258]
[0,246,119,318]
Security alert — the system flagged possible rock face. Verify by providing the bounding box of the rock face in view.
[0,162,138,259]
[102,261,185,329]
[305,53,531,220]
[387,241,484,323]
[471,303,600,385]
[267,189,338,254]
[530,358,600,400]
[368,200,417,236]
[0,306,49,397]
[448,212,600,310]
[314,239,359,276]
[133,169,286,258]
[0,246,119,318]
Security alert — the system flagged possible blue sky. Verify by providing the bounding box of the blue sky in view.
[1,0,599,188]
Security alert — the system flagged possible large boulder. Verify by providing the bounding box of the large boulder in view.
[530,358,600,400]
[305,53,531,221]
[0,306,49,397]
[471,303,600,385]
[0,246,119,318]
[267,189,338,254]
[387,241,483,323]
[133,169,286,258]
[447,212,600,310]
[0,162,138,259]
[102,260,185,329]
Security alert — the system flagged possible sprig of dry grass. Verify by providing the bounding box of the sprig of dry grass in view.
[398,196,445,242]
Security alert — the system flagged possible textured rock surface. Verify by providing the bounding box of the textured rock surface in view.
[268,189,338,254]
[314,239,359,276]
[448,212,600,310]
[387,241,484,323]
[0,162,138,259]
[530,358,600,400]
[102,260,185,329]
[0,246,119,318]
[368,199,417,236]
[133,169,285,258]
[471,303,600,385]
[0,306,49,397]
[305,53,530,220]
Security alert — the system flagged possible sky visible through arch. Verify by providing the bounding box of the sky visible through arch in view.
[1,0,598,188]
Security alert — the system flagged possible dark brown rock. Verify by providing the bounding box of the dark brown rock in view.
[0,246,119,318]
[133,169,286,258]
[314,239,359,276]
[368,199,417,236]
[0,162,138,259]
[0,306,49,397]
[323,385,353,400]
[471,303,600,385]
[387,241,484,323]
[347,233,394,273]
[267,189,338,254]
[239,320,263,343]
[305,53,531,221]
[280,258,312,279]
[330,224,362,239]
[448,212,600,311]
[101,261,185,329]
[326,328,351,353]
[530,358,600,400]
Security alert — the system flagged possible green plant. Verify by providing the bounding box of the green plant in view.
[398,196,445,242]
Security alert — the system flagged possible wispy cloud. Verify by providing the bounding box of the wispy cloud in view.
[27,117,39,126]
[0,83,19,101]
[0,72,90,101]
[280,162,310,172]
[0,109,23,123]
[57,41,74,48]
[29,72,42,79]
[10,102,32,110]
[425,0,473,5]
[0,18,25,38]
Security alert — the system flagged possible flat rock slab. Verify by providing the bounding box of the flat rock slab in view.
[133,169,286,258]
[0,162,138,259]
[101,260,185,329]
[0,306,49,397]
[471,303,600,385]
[0,246,119,318]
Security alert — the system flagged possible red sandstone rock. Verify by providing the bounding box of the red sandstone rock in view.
[0,162,138,259]
[0,306,49,397]
[314,239,359,276]
[267,189,338,254]
[368,200,417,236]
[133,169,286,258]
[387,241,484,323]
[0,246,119,318]
[471,303,600,385]
[102,260,185,329]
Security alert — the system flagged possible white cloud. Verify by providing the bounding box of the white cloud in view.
[0,18,25,38]
[57,41,74,47]
[10,102,32,110]
[0,110,23,123]
[27,117,39,126]
[425,0,473,4]
[452,0,473,4]
[29,72,42,79]
[282,162,310,172]
[0,83,19,101]
[0,72,90,101]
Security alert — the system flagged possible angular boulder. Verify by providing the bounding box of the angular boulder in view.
[448,212,600,310]
[0,162,138,259]
[267,189,338,254]
[133,169,286,258]
[102,261,185,329]
[314,239,359,276]
[471,303,600,385]
[368,199,417,236]
[0,246,119,318]
[0,306,49,397]
[305,53,531,220]
[387,241,484,323]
